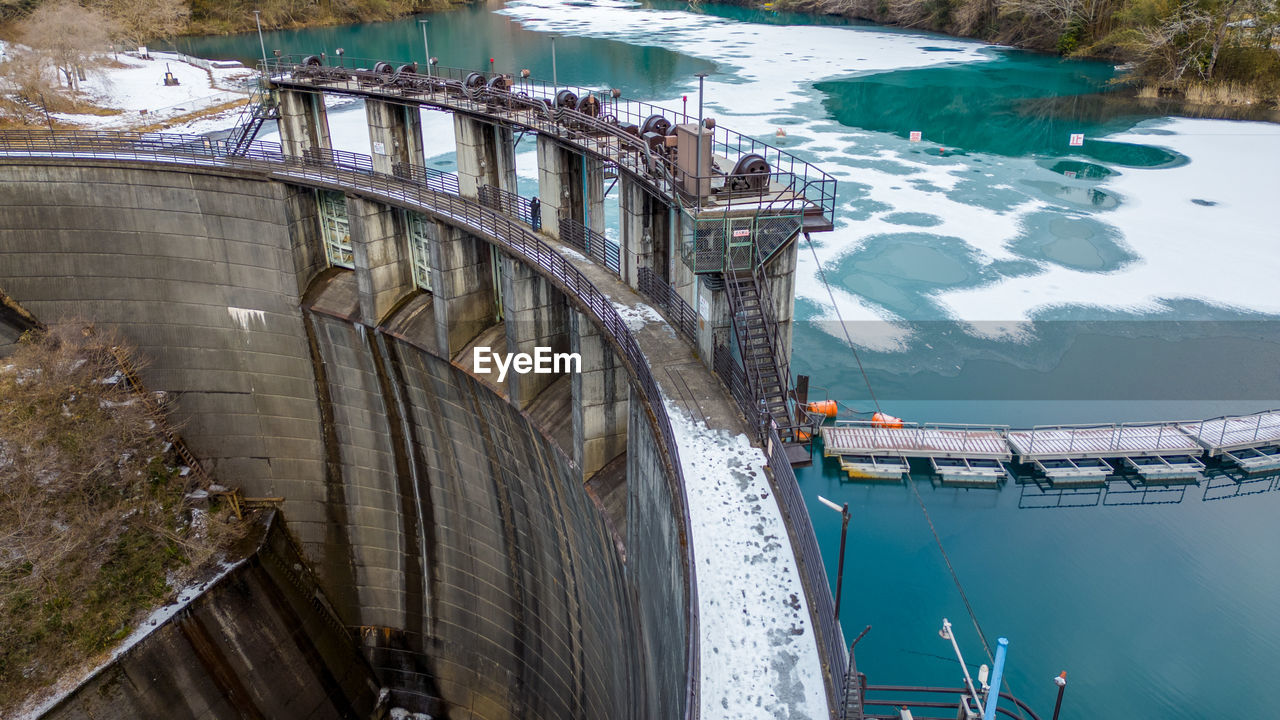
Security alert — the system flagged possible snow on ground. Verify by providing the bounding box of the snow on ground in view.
[611,299,665,331]
[934,117,1280,320]
[665,399,827,719]
[50,51,253,130]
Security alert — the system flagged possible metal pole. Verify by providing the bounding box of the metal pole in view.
[941,619,984,715]
[695,72,707,211]
[551,36,558,88]
[981,638,1009,720]
[1051,672,1067,720]
[38,93,53,132]
[419,20,431,78]
[835,503,850,620]
[817,496,851,622]
[253,11,267,70]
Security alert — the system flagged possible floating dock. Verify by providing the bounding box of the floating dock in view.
[820,409,1280,484]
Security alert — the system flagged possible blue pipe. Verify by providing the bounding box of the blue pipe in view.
[982,638,1009,720]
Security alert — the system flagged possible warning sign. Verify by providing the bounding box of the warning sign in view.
[372,141,387,155]
[1064,170,1077,179]
[909,131,922,142]
[1068,133,1085,147]
[732,229,751,238]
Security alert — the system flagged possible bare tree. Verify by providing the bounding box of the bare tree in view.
[19,0,116,94]
[93,0,191,49]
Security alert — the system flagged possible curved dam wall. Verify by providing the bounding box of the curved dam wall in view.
[36,513,382,720]
[0,161,685,719]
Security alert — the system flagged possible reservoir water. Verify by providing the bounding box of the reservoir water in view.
[177,2,1280,717]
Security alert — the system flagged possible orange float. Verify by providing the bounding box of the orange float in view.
[871,411,903,428]
[806,399,838,418]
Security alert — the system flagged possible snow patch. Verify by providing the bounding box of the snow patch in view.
[665,399,827,719]
[611,300,664,331]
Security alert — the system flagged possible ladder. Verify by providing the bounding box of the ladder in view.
[225,79,278,155]
[725,268,793,437]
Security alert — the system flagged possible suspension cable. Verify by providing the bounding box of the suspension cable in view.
[802,232,881,415]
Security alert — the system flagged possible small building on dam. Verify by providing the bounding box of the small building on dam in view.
[0,56,848,720]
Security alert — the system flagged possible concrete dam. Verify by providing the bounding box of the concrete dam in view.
[0,58,847,720]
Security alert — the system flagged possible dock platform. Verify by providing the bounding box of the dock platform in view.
[1007,422,1201,460]
[822,422,1012,460]
[819,410,1280,485]
[1178,410,1280,455]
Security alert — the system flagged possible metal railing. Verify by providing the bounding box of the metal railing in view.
[766,422,848,716]
[1179,409,1280,452]
[262,55,837,229]
[478,184,534,226]
[393,161,461,196]
[0,128,700,720]
[861,686,1043,720]
[559,217,621,276]
[1010,420,1201,457]
[637,268,697,342]
[829,420,1013,458]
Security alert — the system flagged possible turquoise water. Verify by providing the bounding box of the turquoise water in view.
[178,4,1280,718]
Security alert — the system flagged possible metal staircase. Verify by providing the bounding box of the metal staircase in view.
[226,79,278,155]
[726,268,794,438]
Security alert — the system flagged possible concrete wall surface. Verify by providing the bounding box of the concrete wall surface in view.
[0,162,689,720]
[38,513,382,720]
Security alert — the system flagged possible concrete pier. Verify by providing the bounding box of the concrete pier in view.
[697,280,732,371]
[619,176,671,289]
[454,115,517,200]
[571,310,628,478]
[276,88,331,159]
[499,250,569,409]
[347,196,413,325]
[365,98,426,176]
[429,220,496,355]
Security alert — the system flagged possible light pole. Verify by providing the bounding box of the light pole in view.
[816,495,850,622]
[418,19,431,77]
[694,71,708,210]
[550,35,558,88]
[253,11,267,70]
[1051,672,1067,720]
[939,619,985,716]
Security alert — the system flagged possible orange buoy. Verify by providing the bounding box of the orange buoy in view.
[871,411,903,428]
[807,399,838,418]
[795,429,812,442]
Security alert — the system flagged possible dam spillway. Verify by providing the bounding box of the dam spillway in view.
[0,117,844,717]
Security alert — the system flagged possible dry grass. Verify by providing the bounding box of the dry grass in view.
[0,324,243,714]
[1182,81,1263,106]
[133,97,247,132]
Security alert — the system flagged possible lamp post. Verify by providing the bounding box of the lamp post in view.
[550,35,558,89]
[939,619,985,716]
[253,11,267,70]
[816,495,850,622]
[419,19,431,77]
[694,71,708,210]
[1051,672,1067,720]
